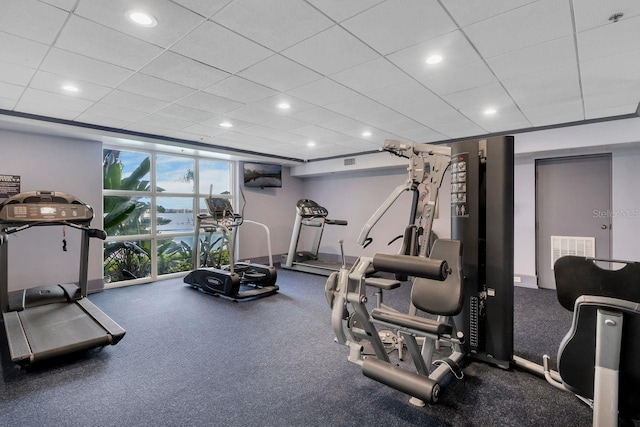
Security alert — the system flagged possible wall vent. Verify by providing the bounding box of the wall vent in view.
[344,158,356,166]
[550,235,595,269]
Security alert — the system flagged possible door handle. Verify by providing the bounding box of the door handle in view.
[601,224,607,230]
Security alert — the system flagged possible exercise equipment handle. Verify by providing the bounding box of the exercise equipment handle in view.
[372,253,448,281]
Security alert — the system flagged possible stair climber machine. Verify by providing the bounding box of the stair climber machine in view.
[0,191,125,367]
[326,136,515,406]
[281,199,349,276]
[183,187,278,301]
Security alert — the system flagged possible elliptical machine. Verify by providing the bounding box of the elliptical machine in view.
[183,187,278,301]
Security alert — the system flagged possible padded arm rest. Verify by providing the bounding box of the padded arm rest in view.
[372,253,448,281]
[365,277,401,290]
[371,308,452,336]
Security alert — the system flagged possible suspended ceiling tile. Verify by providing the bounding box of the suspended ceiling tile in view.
[238,55,322,92]
[100,90,169,113]
[440,0,537,27]
[572,0,640,32]
[289,106,346,126]
[577,16,640,62]
[314,1,383,22]
[374,116,427,134]
[82,102,149,122]
[40,48,134,88]
[55,16,164,70]
[171,0,232,18]
[118,74,196,103]
[240,125,306,144]
[137,114,193,131]
[200,115,254,130]
[225,105,308,132]
[286,78,357,106]
[464,0,573,58]
[502,65,581,110]
[584,102,637,120]
[342,0,457,55]
[366,80,443,112]
[583,79,640,109]
[428,114,487,139]
[0,61,36,86]
[324,95,388,122]
[282,26,379,76]
[0,0,68,44]
[331,57,413,94]
[141,51,230,90]
[521,100,584,127]
[0,82,25,101]
[13,101,81,120]
[74,113,136,130]
[181,123,229,137]
[0,32,49,68]
[487,36,577,81]
[204,76,277,104]
[177,91,244,115]
[213,0,333,52]
[40,0,77,11]
[29,70,112,102]
[124,122,173,136]
[292,125,352,144]
[154,104,217,123]
[581,48,640,87]
[386,31,481,80]
[74,0,206,48]
[394,126,447,143]
[443,83,515,114]
[251,94,316,116]
[422,61,498,96]
[470,106,531,133]
[334,138,382,152]
[18,88,94,113]
[320,116,376,138]
[171,21,272,74]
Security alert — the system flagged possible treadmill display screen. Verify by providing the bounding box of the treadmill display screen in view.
[40,207,56,215]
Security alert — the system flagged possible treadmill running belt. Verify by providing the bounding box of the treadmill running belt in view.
[19,303,111,361]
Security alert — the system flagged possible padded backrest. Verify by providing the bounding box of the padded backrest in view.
[554,256,640,310]
[411,239,463,316]
[557,297,640,418]
[554,256,640,418]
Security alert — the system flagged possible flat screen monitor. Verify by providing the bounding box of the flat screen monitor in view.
[243,162,282,188]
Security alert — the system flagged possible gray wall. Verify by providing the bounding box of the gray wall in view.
[0,129,103,292]
[237,165,304,262]
[297,167,451,260]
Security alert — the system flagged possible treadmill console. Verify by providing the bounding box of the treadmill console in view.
[296,199,328,218]
[0,191,94,224]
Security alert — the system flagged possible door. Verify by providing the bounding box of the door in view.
[535,155,611,289]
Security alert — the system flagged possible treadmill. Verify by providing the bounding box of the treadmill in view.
[0,191,125,366]
[281,199,349,276]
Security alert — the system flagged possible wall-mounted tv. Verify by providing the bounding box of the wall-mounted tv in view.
[243,162,282,188]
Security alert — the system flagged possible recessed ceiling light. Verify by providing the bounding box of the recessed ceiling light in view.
[126,10,157,27]
[362,131,372,137]
[62,84,79,93]
[278,102,291,110]
[484,108,497,115]
[219,121,233,128]
[426,54,443,65]
[307,141,316,147]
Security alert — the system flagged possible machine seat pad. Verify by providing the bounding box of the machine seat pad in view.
[371,308,452,336]
[365,277,401,290]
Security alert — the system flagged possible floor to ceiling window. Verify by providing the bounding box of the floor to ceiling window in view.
[102,147,232,287]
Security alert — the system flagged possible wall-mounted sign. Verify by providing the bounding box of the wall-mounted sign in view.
[0,175,20,199]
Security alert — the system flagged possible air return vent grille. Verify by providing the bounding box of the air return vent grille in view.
[344,158,356,166]
[550,235,595,269]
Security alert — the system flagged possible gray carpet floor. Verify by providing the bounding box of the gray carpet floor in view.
[0,268,628,426]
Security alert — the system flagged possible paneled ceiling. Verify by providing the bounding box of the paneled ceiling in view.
[1,0,639,162]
